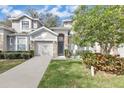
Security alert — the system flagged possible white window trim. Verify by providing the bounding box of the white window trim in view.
[15,36,28,51]
[20,18,32,33]
[21,21,29,30]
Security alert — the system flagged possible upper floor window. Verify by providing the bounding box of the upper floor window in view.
[22,21,29,30]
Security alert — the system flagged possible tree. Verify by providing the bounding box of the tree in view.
[40,13,61,27]
[25,8,61,27]
[25,8,40,18]
[0,16,12,27]
[73,5,124,55]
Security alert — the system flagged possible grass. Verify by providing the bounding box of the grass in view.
[0,59,24,74]
[38,60,124,88]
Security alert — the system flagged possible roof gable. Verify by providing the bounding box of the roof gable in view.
[29,26,58,36]
[9,14,43,26]
[9,14,38,20]
[29,26,58,41]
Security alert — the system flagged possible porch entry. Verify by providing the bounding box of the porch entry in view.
[58,34,64,56]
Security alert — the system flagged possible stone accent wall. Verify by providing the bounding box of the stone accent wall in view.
[0,33,3,51]
[64,36,68,49]
[53,41,58,57]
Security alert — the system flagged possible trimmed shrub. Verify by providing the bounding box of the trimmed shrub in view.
[29,50,34,57]
[0,53,4,59]
[81,51,98,68]
[81,51,124,75]
[22,53,30,59]
[64,49,72,58]
[0,51,34,59]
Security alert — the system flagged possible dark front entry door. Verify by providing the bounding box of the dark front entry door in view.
[58,34,64,56]
[58,42,64,56]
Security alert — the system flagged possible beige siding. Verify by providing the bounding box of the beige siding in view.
[37,21,42,28]
[64,36,68,49]
[33,21,38,29]
[53,41,58,57]
[12,17,33,33]
[30,41,35,50]
[31,30,57,41]
[0,31,4,51]
[12,20,20,32]
[12,16,42,33]
[3,30,14,51]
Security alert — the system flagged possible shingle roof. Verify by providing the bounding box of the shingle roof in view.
[0,25,16,33]
[8,14,38,20]
[50,27,71,30]
[8,32,28,36]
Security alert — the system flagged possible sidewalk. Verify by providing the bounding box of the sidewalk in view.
[0,56,52,88]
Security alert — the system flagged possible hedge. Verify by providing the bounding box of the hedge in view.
[0,50,34,59]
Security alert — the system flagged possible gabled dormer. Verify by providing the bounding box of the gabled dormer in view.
[9,14,43,33]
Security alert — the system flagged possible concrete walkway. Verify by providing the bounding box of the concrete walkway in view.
[0,55,52,88]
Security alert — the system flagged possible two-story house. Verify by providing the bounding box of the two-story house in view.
[0,14,71,58]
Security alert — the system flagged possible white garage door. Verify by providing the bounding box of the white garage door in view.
[35,42,53,57]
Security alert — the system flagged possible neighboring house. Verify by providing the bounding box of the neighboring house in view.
[0,14,71,58]
[0,26,15,51]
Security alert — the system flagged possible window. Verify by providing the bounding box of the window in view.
[58,36,64,42]
[58,34,64,42]
[17,37,26,51]
[10,37,13,46]
[22,21,29,30]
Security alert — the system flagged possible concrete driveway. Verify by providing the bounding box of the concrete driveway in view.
[0,55,52,88]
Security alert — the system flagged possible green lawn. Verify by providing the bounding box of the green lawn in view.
[0,59,24,74]
[38,60,124,88]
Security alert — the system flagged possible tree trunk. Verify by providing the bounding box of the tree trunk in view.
[99,43,113,55]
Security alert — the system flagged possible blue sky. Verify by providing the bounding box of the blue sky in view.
[0,5,78,21]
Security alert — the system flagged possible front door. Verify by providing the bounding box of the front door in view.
[58,34,64,56]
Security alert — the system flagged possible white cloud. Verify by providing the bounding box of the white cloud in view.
[0,5,23,17]
[9,10,23,17]
[37,6,49,13]
[37,5,72,18]
[0,6,13,16]
[49,5,73,18]
[0,5,8,9]
[65,5,78,13]
[0,5,78,19]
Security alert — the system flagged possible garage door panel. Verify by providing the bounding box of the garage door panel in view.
[35,42,53,57]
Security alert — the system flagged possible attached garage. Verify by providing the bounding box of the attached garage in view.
[35,41,53,56]
[29,26,58,57]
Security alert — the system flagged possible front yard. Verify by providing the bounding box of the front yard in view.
[38,60,124,88]
[0,60,24,74]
